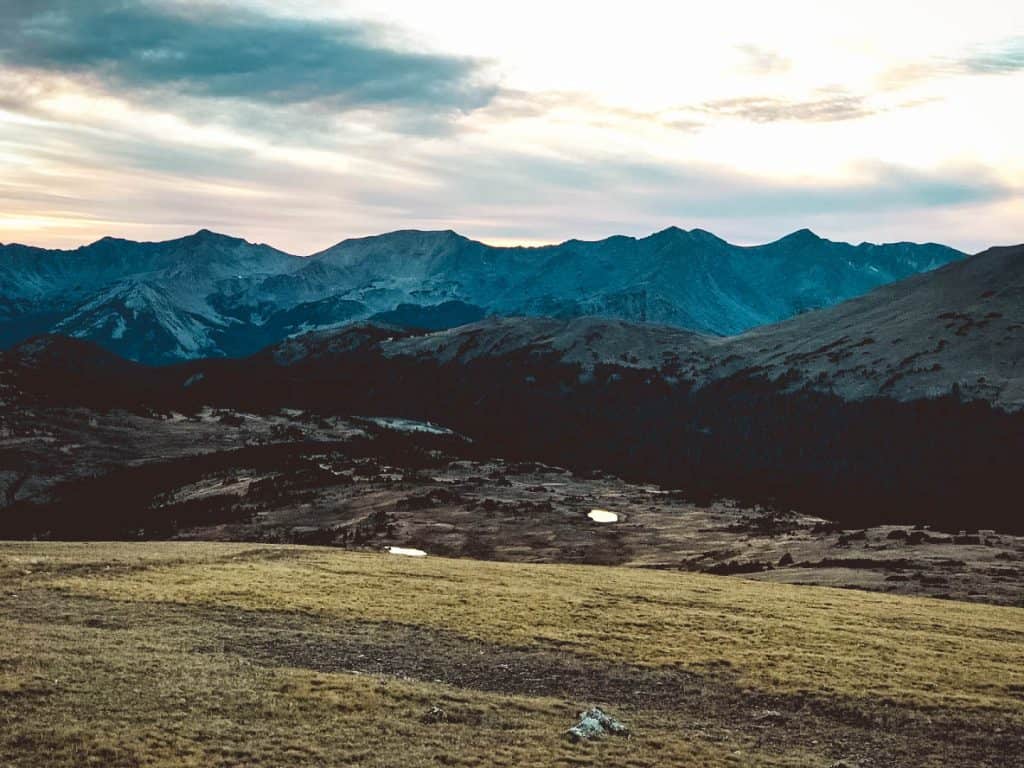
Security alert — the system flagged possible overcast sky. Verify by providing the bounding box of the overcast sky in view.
[1,0,1022,252]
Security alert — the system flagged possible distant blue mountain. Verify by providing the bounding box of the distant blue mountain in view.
[0,227,964,364]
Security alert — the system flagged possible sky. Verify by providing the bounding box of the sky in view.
[0,0,1022,253]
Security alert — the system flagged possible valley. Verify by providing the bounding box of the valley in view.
[7,243,1018,536]
[1,406,1020,607]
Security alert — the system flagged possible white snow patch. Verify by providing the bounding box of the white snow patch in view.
[367,416,454,435]
[318,462,346,476]
[110,315,128,340]
[588,509,618,524]
[387,546,428,557]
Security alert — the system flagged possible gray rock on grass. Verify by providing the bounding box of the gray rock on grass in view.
[565,707,630,742]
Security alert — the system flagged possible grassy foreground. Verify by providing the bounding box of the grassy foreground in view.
[1,542,1021,767]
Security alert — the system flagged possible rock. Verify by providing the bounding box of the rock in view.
[777,552,794,566]
[420,705,448,724]
[830,761,859,768]
[565,707,630,742]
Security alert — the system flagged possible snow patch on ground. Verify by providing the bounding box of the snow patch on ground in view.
[318,463,347,476]
[387,546,428,557]
[366,416,454,435]
[588,509,618,523]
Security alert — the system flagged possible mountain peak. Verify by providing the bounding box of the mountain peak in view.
[778,228,823,244]
[182,228,241,244]
[86,235,131,248]
[379,228,468,244]
[648,226,727,245]
[688,228,727,244]
[312,228,473,260]
[650,225,687,238]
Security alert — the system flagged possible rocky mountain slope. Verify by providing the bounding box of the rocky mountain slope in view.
[312,227,962,333]
[720,244,1024,407]
[370,243,1024,410]
[0,227,962,364]
[0,230,303,362]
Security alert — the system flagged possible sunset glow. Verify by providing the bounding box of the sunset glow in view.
[1,0,1021,252]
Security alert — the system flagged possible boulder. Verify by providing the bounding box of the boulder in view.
[565,707,630,742]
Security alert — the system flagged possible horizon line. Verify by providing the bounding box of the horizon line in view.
[0,224,983,257]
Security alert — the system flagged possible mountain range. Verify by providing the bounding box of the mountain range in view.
[0,227,963,364]
[4,242,1021,531]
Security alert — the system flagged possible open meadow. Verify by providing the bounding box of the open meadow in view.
[1,541,1021,767]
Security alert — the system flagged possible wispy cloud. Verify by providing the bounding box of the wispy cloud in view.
[478,89,705,133]
[880,36,1024,89]
[699,91,872,123]
[426,151,1014,218]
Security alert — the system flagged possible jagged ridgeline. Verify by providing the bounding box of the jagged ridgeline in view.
[4,244,1022,532]
[0,227,962,364]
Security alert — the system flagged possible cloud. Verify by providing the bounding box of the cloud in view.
[699,92,872,123]
[1,107,1017,253]
[0,5,1018,255]
[478,89,706,133]
[735,44,791,75]
[0,0,496,119]
[962,37,1024,75]
[654,162,1014,218]
[482,87,875,131]
[345,142,1016,232]
[880,36,1024,89]
[313,155,1014,248]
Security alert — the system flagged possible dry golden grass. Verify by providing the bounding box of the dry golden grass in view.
[0,571,815,766]
[32,541,1024,712]
[2,541,1022,767]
